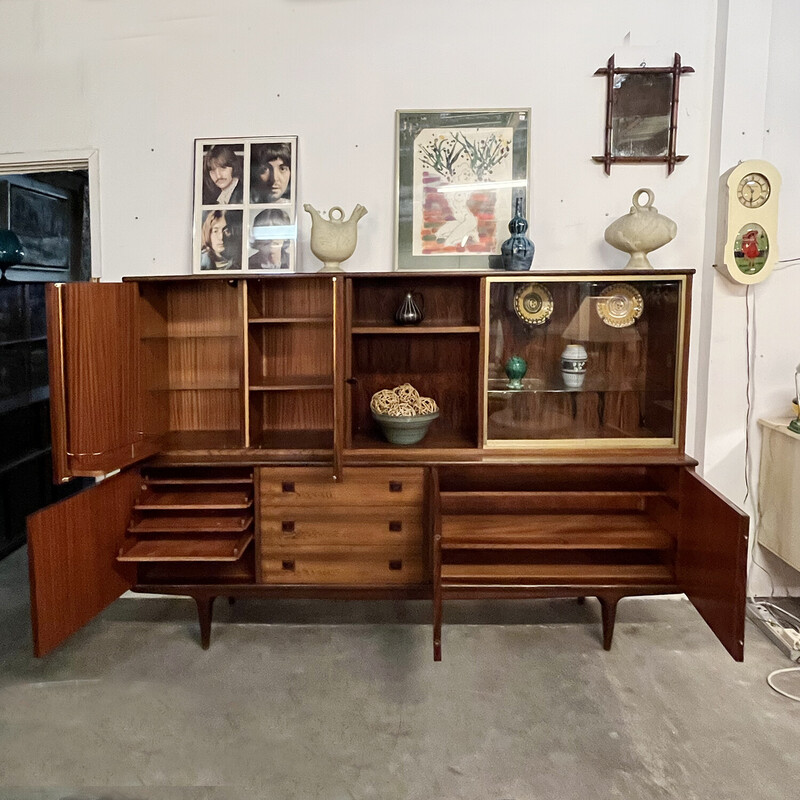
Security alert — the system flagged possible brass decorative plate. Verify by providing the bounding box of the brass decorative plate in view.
[513,283,554,326]
[596,283,644,328]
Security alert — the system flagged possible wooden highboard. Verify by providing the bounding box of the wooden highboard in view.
[28,271,748,660]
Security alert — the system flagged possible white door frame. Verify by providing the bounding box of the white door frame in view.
[0,149,101,279]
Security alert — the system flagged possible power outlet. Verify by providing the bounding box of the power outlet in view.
[746,602,800,662]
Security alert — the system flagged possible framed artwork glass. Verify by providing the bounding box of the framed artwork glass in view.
[193,136,298,274]
[394,108,530,271]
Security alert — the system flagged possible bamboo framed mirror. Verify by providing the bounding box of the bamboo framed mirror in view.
[593,53,693,175]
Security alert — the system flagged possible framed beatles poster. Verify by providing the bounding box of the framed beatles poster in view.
[394,109,529,271]
[193,136,298,274]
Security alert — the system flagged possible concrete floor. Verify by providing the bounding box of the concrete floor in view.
[1,546,799,800]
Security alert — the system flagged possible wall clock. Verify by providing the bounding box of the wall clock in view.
[715,160,781,284]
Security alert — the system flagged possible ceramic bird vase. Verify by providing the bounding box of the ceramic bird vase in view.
[604,188,676,269]
[304,204,368,272]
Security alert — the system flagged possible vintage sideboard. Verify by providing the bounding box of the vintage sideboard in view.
[27,271,748,660]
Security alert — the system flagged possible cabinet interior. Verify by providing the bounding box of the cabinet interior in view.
[486,278,682,444]
[138,281,244,450]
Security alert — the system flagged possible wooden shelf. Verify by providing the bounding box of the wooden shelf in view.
[143,476,253,486]
[137,557,256,584]
[352,325,480,335]
[441,562,674,585]
[117,532,253,562]
[141,332,240,340]
[439,490,665,514]
[149,384,240,392]
[250,429,333,451]
[135,490,252,510]
[441,514,674,550]
[129,515,253,534]
[350,430,476,451]
[250,377,334,391]
[161,430,245,451]
[249,317,332,324]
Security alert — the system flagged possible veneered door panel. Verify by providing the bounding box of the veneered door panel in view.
[677,469,748,661]
[47,283,160,480]
[28,469,140,657]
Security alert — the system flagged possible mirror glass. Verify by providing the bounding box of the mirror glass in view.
[611,73,673,158]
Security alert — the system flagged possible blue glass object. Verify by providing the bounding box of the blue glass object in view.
[0,230,24,283]
[501,198,534,271]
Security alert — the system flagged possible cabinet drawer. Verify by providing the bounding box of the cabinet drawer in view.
[261,515,423,548]
[259,467,425,508]
[261,546,425,585]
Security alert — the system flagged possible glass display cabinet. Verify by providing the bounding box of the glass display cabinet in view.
[484,275,687,448]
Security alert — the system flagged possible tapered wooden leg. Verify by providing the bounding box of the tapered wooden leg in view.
[433,599,442,662]
[433,533,442,662]
[598,596,619,650]
[195,595,216,650]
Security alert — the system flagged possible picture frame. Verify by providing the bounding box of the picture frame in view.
[193,136,298,274]
[592,53,693,174]
[394,108,529,271]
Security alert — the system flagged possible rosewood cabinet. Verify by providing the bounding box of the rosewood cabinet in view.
[27,271,748,661]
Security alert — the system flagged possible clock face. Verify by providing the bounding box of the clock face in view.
[736,172,771,208]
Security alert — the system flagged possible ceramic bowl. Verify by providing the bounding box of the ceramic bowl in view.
[372,410,439,446]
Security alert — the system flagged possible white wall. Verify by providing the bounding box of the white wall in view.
[0,0,716,281]
[700,0,800,595]
[2,0,798,589]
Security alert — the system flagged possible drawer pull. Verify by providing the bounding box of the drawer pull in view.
[389,481,403,492]
[281,559,295,571]
[281,521,295,534]
[389,521,403,532]
[388,560,403,571]
[282,481,295,493]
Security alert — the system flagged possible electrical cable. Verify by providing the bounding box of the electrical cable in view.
[767,667,800,702]
[773,257,800,271]
[744,285,752,506]
[744,285,776,600]
[761,601,800,631]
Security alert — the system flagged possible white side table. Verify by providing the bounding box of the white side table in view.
[757,419,800,571]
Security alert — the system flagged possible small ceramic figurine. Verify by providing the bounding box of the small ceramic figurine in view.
[304,204,368,272]
[395,291,424,325]
[604,188,676,269]
[504,356,527,390]
[560,344,588,388]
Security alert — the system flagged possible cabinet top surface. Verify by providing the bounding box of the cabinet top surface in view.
[123,269,695,283]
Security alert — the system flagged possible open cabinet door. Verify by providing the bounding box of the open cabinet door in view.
[28,469,141,657]
[677,469,749,661]
[47,282,161,482]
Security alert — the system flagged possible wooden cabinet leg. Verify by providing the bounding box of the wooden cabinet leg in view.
[195,595,216,650]
[577,596,586,605]
[433,531,442,662]
[598,596,619,650]
[433,605,442,662]
[433,580,442,662]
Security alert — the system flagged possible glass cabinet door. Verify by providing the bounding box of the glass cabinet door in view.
[484,275,688,448]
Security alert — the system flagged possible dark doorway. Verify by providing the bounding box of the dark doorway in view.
[0,170,93,559]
